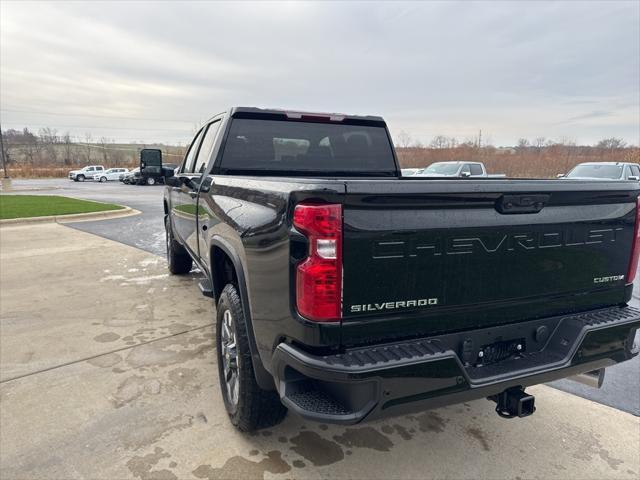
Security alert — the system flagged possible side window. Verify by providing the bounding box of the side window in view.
[469,164,483,176]
[631,165,640,178]
[460,164,471,176]
[87,167,95,172]
[193,121,221,174]
[182,129,205,173]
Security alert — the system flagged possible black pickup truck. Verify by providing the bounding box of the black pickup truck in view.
[163,107,640,431]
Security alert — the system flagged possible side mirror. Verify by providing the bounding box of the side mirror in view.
[165,176,182,188]
[629,176,639,181]
[161,166,176,178]
[556,173,565,178]
[140,148,162,174]
[460,171,471,177]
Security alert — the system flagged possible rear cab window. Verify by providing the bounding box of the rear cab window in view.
[469,164,484,176]
[567,164,624,179]
[219,113,397,176]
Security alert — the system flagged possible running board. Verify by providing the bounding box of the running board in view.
[198,279,214,298]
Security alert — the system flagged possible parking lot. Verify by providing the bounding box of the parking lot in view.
[1,179,639,479]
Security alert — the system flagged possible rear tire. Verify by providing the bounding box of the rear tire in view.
[165,215,192,274]
[216,284,287,432]
[147,177,156,186]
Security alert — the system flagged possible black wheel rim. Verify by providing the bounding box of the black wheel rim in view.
[220,309,239,406]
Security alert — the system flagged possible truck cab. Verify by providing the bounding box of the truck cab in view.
[417,161,488,177]
[68,165,105,182]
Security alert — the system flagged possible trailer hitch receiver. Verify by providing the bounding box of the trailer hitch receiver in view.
[489,387,536,418]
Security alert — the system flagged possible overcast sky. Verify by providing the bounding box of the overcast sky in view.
[1,1,639,146]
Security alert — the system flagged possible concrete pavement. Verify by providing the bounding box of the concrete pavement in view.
[1,223,639,479]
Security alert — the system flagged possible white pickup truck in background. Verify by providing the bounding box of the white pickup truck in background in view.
[411,161,506,178]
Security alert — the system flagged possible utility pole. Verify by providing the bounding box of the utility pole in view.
[0,123,8,178]
[478,129,482,149]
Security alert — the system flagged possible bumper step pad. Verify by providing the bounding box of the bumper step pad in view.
[273,306,640,423]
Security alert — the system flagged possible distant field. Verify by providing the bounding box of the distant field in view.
[2,141,639,179]
[397,145,640,178]
[0,195,123,219]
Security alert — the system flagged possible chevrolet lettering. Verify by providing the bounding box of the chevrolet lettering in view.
[373,227,623,259]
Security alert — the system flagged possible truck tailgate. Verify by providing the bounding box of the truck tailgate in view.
[341,179,638,345]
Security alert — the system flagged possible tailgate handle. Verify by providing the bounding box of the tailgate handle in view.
[496,194,550,214]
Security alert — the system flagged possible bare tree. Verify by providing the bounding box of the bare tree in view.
[430,135,450,149]
[517,138,530,149]
[98,137,110,164]
[62,132,74,165]
[21,127,42,163]
[396,130,413,149]
[597,137,627,149]
[38,127,60,164]
[83,133,93,163]
[556,136,576,147]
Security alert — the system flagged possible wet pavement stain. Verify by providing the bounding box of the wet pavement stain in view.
[192,451,290,480]
[94,332,121,343]
[569,426,625,470]
[392,423,413,441]
[126,447,177,480]
[111,375,163,408]
[167,367,200,391]
[466,427,491,451]
[293,459,306,468]
[333,426,394,452]
[124,339,209,369]
[196,412,208,424]
[413,411,447,433]
[121,414,194,450]
[166,323,194,335]
[87,352,122,368]
[289,431,344,466]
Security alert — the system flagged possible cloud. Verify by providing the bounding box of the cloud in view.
[1,0,638,145]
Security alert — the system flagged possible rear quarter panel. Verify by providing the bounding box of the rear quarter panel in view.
[198,176,346,370]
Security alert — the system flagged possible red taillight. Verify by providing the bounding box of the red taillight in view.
[293,203,342,322]
[627,197,640,284]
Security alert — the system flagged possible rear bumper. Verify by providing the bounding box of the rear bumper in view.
[271,306,640,424]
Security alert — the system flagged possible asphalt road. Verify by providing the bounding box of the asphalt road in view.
[4,178,640,416]
[6,178,167,256]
